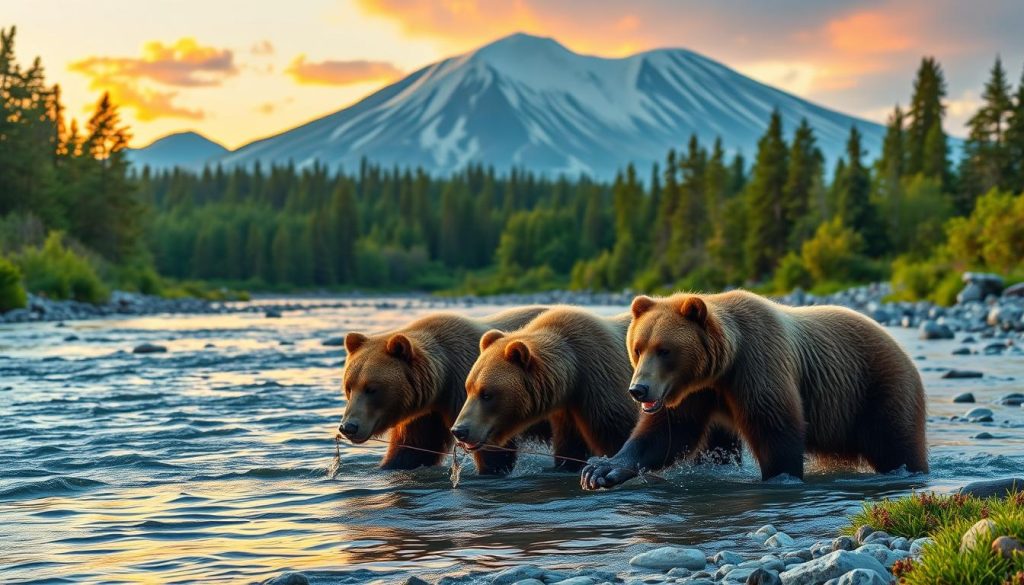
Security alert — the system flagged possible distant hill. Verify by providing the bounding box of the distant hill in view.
[126,131,228,171]
[144,33,895,178]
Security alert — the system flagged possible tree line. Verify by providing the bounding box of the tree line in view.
[1,22,1023,308]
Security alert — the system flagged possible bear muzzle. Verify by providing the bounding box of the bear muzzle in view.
[628,383,665,414]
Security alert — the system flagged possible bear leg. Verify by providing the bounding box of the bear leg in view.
[551,412,590,472]
[381,411,451,470]
[727,378,806,480]
[698,424,742,465]
[473,441,519,475]
[856,385,929,474]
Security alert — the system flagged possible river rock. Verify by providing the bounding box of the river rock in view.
[943,369,983,379]
[765,532,796,548]
[964,272,1005,296]
[265,573,309,585]
[666,567,692,577]
[822,568,890,585]
[861,531,890,547]
[992,536,1024,559]
[919,320,954,340]
[754,524,778,538]
[960,518,997,552]
[778,550,888,585]
[132,342,167,354]
[964,407,994,422]
[960,477,1024,498]
[853,526,874,545]
[889,537,910,551]
[715,564,737,579]
[629,547,706,571]
[508,580,543,585]
[713,551,744,565]
[952,392,975,403]
[403,578,432,585]
[550,577,597,585]
[746,568,782,585]
[265,309,282,318]
[951,347,971,355]
[997,392,1024,406]
[831,536,856,552]
[855,543,908,567]
[1004,282,1024,298]
[974,432,994,439]
[491,565,545,585]
[721,566,757,583]
[909,537,933,556]
[957,282,985,304]
[783,550,813,563]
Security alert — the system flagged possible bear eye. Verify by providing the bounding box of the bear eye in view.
[480,390,493,402]
[364,387,378,396]
[655,347,670,358]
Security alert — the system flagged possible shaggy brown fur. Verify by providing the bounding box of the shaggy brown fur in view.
[581,290,928,489]
[340,306,549,473]
[453,308,638,471]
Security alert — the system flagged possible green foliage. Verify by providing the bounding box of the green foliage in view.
[800,218,865,284]
[946,188,1024,274]
[17,232,108,303]
[847,491,1024,585]
[890,256,961,306]
[773,252,813,292]
[0,255,27,311]
[744,110,790,281]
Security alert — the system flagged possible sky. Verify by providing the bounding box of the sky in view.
[7,0,1024,149]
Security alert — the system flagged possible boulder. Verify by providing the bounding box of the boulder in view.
[964,407,994,422]
[1003,282,1024,298]
[132,342,167,354]
[909,537,933,557]
[960,518,997,552]
[831,536,856,552]
[713,551,745,566]
[963,272,1005,297]
[952,392,975,403]
[825,568,890,585]
[629,546,706,571]
[992,535,1024,560]
[746,568,782,585]
[265,309,282,318]
[957,282,984,304]
[853,526,874,545]
[889,537,910,551]
[951,347,972,355]
[919,320,954,340]
[855,543,908,567]
[754,524,778,537]
[943,370,983,379]
[779,551,888,585]
[765,532,796,548]
[491,565,546,585]
[959,477,1024,498]
[997,392,1024,406]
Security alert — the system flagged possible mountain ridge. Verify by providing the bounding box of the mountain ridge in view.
[132,33,892,178]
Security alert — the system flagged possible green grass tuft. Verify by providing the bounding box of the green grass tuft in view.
[848,491,1024,584]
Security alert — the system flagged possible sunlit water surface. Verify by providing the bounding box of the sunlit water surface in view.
[1,298,1022,584]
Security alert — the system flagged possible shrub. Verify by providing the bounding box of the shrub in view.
[946,188,1024,274]
[890,257,962,306]
[801,218,866,284]
[0,256,27,312]
[17,232,109,304]
[773,252,812,293]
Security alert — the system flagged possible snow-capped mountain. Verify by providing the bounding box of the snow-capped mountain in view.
[127,131,228,171]
[176,34,891,178]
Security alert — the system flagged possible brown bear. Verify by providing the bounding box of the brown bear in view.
[581,290,928,490]
[340,306,548,473]
[452,307,742,472]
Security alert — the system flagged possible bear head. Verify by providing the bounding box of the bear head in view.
[451,329,538,451]
[338,330,428,444]
[626,294,724,414]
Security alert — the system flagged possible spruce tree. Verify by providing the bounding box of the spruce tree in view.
[907,57,949,186]
[836,126,886,256]
[782,119,821,249]
[1007,64,1024,193]
[960,57,1015,209]
[744,110,789,281]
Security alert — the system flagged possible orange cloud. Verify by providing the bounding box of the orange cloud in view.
[69,38,236,121]
[285,55,403,86]
[827,11,914,55]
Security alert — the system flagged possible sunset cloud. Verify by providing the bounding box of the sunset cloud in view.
[285,55,403,86]
[68,38,237,121]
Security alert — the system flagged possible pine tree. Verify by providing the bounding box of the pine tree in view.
[668,135,708,276]
[836,126,886,256]
[329,182,359,283]
[782,119,821,249]
[1008,64,1024,193]
[744,110,789,281]
[907,57,949,185]
[960,57,1015,210]
[876,105,907,200]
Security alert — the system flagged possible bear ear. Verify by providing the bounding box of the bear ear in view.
[631,295,656,318]
[385,334,415,362]
[345,332,367,354]
[680,296,708,326]
[504,340,531,368]
[480,329,505,353]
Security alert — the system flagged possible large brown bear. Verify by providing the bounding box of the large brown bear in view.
[581,290,928,490]
[452,307,742,471]
[340,306,548,473]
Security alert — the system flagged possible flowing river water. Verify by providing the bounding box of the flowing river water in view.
[1,298,1022,584]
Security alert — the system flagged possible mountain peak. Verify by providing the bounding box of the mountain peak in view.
[468,32,573,67]
[128,131,228,171]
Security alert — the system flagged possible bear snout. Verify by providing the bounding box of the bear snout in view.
[628,384,650,401]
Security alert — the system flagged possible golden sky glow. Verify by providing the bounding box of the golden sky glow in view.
[6,0,1022,149]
